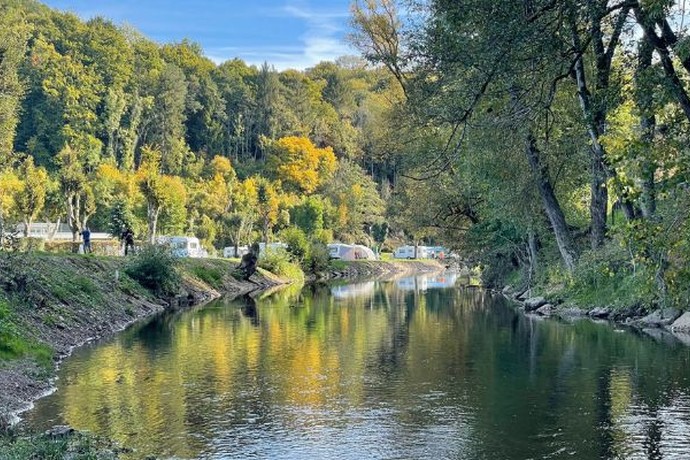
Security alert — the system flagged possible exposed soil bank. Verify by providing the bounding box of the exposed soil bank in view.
[0,254,284,425]
[500,285,690,346]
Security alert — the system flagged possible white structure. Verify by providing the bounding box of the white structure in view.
[223,246,249,258]
[259,242,288,256]
[16,222,112,240]
[394,245,429,259]
[157,236,207,258]
[353,244,377,260]
[328,243,377,261]
[394,245,442,259]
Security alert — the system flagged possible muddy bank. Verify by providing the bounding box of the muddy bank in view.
[500,285,690,346]
[0,254,284,424]
[314,259,445,281]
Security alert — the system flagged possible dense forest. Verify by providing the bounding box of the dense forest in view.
[3,0,690,309]
[0,0,397,257]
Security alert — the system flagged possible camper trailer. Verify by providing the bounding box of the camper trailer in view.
[158,236,207,258]
[328,243,377,261]
[223,246,249,258]
[394,245,431,259]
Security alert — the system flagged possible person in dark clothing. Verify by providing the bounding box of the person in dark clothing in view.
[80,227,92,254]
[122,227,135,256]
[235,243,260,281]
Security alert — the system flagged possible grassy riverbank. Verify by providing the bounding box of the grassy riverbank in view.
[0,252,443,458]
[0,252,284,425]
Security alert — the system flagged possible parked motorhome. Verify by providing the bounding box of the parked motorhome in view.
[157,236,207,258]
[223,246,249,258]
[394,245,431,259]
[16,222,112,240]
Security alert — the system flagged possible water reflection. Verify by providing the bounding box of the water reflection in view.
[23,273,690,460]
[395,272,458,291]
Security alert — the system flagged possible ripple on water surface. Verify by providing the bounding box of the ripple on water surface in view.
[21,275,690,460]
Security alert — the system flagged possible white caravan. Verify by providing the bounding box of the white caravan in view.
[158,236,207,258]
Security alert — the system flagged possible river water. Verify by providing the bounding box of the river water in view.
[24,272,690,459]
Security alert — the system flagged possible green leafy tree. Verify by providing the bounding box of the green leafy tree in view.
[15,157,49,236]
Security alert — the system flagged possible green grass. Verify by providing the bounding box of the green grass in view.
[329,260,348,270]
[0,431,123,459]
[562,271,653,310]
[189,265,224,288]
[259,251,305,283]
[0,300,53,367]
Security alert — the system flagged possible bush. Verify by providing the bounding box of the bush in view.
[282,227,309,262]
[259,249,304,283]
[124,244,180,296]
[305,242,330,275]
[563,243,655,309]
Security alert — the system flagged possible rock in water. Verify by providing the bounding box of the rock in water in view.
[524,296,547,312]
[670,312,690,332]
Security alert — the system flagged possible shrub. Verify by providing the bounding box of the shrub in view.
[124,244,180,296]
[282,227,309,262]
[305,242,330,275]
[259,249,304,283]
[563,243,655,309]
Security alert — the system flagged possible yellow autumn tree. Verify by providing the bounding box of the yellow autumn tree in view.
[0,168,22,237]
[267,136,337,194]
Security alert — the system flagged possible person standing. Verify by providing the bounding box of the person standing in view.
[81,227,92,254]
[122,227,135,256]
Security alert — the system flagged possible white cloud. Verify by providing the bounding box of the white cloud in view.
[208,1,354,70]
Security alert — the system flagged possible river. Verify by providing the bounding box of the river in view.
[23,272,690,459]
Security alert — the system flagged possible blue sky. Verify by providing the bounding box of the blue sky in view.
[41,0,356,70]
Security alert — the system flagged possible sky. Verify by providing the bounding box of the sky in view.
[41,0,357,70]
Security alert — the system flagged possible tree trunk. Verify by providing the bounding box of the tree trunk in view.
[572,52,609,249]
[47,217,60,241]
[633,7,690,123]
[262,216,269,245]
[147,202,159,244]
[636,36,657,219]
[525,134,576,272]
[527,229,538,286]
[67,193,81,243]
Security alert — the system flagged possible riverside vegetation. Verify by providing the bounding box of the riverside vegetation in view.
[1,0,688,315]
[3,0,690,455]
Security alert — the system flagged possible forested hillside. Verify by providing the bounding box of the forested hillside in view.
[4,0,690,310]
[0,0,397,256]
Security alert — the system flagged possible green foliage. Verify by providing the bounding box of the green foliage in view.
[258,249,304,283]
[282,227,309,262]
[291,196,328,235]
[0,431,120,460]
[189,264,223,289]
[562,243,655,310]
[0,298,53,366]
[124,244,180,296]
[305,242,331,275]
[107,197,135,239]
